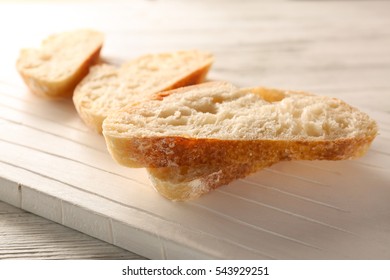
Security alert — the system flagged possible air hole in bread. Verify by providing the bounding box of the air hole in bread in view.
[168,118,188,126]
[158,107,177,118]
[103,82,377,142]
[140,110,155,118]
[191,97,218,114]
[304,122,323,137]
[155,108,189,126]
[39,53,52,61]
[212,96,224,104]
[250,88,286,103]
[194,104,217,114]
[115,126,128,134]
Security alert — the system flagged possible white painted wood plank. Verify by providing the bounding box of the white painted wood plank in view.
[21,187,63,225]
[0,161,274,259]
[1,115,390,259]
[0,178,21,208]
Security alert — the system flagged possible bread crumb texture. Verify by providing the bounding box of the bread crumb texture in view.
[74,50,213,132]
[16,29,104,98]
[17,29,103,80]
[104,82,377,141]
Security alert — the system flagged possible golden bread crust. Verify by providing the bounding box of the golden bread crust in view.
[147,161,276,201]
[102,79,378,201]
[105,135,376,168]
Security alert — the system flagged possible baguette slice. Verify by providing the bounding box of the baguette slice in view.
[103,81,378,168]
[16,29,104,98]
[146,161,276,201]
[73,50,213,133]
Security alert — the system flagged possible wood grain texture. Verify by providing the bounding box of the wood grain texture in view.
[0,202,145,259]
[0,0,390,259]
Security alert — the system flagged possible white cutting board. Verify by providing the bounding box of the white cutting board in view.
[1,0,390,260]
[1,81,390,259]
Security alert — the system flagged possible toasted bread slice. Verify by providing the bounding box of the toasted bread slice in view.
[73,50,213,133]
[16,29,104,98]
[103,81,378,168]
[147,161,276,201]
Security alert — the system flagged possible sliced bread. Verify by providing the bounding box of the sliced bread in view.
[147,161,276,201]
[16,29,104,98]
[73,50,214,133]
[102,81,378,168]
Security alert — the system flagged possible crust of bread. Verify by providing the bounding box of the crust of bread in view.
[147,161,276,201]
[73,50,213,133]
[103,81,377,168]
[104,135,375,168]
[103,81,377,200]
[16,29,104,98]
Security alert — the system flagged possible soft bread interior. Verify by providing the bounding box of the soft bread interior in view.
[104,82,377,141]
[77,51,213,113]
[103,81,378,200]
[74,50,213,132]
[17,29,104,82]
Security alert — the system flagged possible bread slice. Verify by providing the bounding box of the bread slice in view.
[102,81,378,169]
[16,29,104,99]
[146,161,276,201]
[73,50,214,133]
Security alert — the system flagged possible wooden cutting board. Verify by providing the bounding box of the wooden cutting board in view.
[1,80,390,259]
[1,0,390,259]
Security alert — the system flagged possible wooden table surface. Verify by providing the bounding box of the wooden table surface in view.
[1,0,390,259]
[0,201,144,259]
